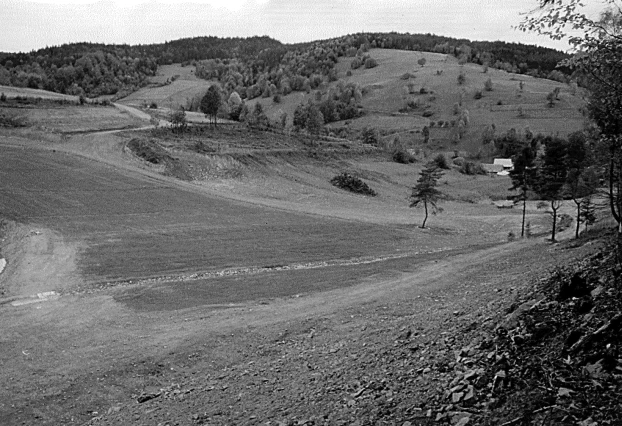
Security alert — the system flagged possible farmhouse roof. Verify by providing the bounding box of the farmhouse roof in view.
[493,158,514,169]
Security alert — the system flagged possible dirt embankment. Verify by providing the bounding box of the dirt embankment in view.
[0,220,81,301]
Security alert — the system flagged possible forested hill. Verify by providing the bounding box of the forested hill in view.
[0,33,569,98]
[0,36,282,97]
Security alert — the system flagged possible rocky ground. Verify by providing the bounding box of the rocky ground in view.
[79,231,620,426]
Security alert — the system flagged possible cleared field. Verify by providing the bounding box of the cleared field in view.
[0,84,79,102]
[119,79,213,109]
[0,145,418,289]
[8,104,146,133]
[149,63,200,84]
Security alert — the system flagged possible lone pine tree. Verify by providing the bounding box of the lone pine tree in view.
[410,162,444,228]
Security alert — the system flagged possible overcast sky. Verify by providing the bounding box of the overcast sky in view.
[0,0,604,53]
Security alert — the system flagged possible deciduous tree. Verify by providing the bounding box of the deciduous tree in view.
[535,136,569,242]
[564,131,598,238]
[305,104,324,139]
[200,85,222,128]
[169,108,187,133]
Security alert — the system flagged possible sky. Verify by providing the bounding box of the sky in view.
[0,0,605,53]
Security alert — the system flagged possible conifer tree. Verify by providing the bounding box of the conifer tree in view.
[410,162,444,228]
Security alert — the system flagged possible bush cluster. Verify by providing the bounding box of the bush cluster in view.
[361,127,379,145]
[459,161,485,175]
[0,110,28,127]
[330,172,377,196]
[433,154,450,169]
[392,149,416,164]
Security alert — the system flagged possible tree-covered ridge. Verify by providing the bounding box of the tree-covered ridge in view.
[0,43,159,97]
[0,32,570,98]
[0,36,283,97]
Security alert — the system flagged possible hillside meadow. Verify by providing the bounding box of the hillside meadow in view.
[239,48,585,158]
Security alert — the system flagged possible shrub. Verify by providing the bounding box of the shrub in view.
[194,140,217,153]
[484,78,493,91]
[0,93,6,102]
[361,126,379,145]
[127,138,170,164]
[474,90,482,100]
[401,72,414,80]
[351,58,363,69]
[346,70,353,77]
[273,94,281,104]
[419,87,429,94]
[169,108,188,133]
[330,172,377,196]
[433,153,449,169]
[518,106,525,117]
[457,72,466,85]
[453,156,466,166]
[422,109,434,117]
[459,161,485,175]
[149,102,158,109]
[393,148,416,164]
[364,58,378,69]
[0,110,28,127]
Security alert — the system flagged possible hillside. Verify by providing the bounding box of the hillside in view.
[0,63,619,426]
[231,47,584,159]
[0,32,570,99]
